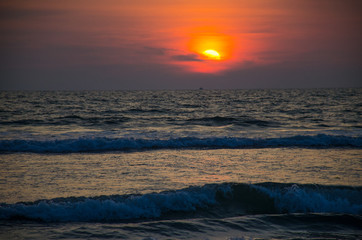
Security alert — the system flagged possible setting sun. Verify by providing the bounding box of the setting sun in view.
[203,49,221,60]
[182,28,236,72]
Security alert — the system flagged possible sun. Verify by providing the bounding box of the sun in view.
[183,28,236,72]
[203,49,221,60]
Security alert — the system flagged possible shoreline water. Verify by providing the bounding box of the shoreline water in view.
[1,148,361,205]
[1,89,361,239]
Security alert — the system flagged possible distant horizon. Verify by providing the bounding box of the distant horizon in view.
[1,86,361,92]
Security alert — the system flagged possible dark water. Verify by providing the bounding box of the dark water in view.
[0,89,361,152]
[0,89,361,239]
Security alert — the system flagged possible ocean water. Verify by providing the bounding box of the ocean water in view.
[0,89,361,239]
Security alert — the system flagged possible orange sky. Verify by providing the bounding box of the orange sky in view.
[0,0,361,89]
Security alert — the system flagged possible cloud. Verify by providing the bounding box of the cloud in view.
[1,57,361,90]
[171,54,203,62]
[141,47,203,62]
[141,46,171,56]
[0,5,67,21]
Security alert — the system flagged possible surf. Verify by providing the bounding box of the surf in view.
[1,182,361,222]
[0,134,361,153]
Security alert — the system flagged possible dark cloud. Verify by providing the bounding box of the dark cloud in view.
[0,5,67,21]
[141,48,203,62]
[218,61,362,89]
[141,47,172,56]
[0,44,129,69]
[171,54,203,62]
[2,56,361,90]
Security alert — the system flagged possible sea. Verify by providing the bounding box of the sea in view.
[0,88,361,239]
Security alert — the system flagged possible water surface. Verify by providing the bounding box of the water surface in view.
[0,89,361,239]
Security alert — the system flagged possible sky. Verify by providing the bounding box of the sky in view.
[1,0,361,90]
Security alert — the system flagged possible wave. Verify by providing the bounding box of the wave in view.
[1,183,361,222]
[0,115,131,126]
[184,116,279,127]
[0,134,361,153]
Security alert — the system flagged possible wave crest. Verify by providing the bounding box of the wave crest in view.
[0,134,361,153]
[1,183,361,222]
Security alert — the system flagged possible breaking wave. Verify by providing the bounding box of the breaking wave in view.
[0,134,361,153]
[0,183,361,222]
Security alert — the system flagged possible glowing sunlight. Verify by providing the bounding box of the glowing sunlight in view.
[203,49,221,60]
